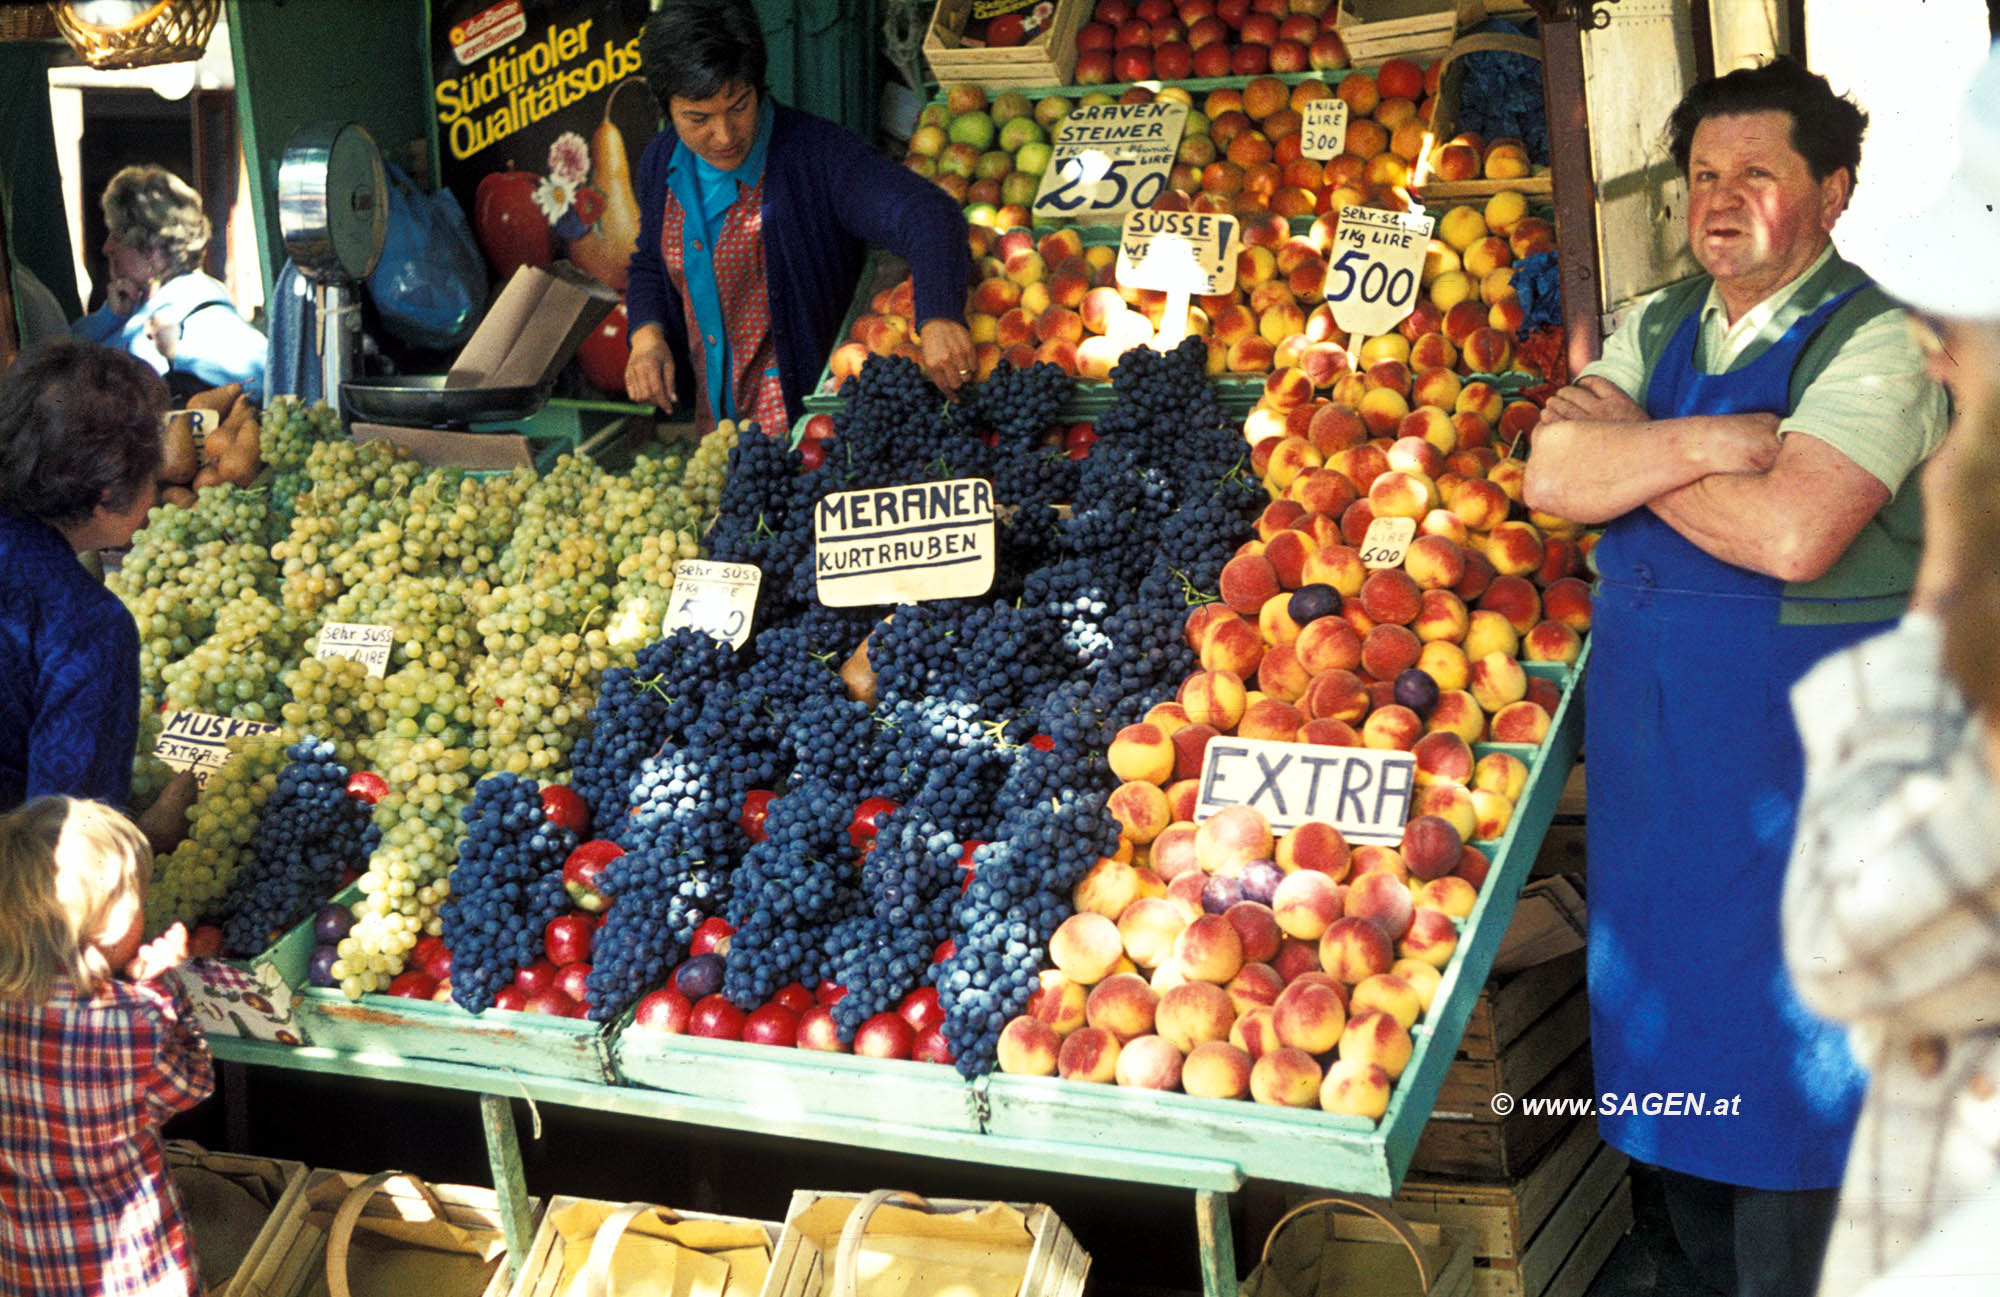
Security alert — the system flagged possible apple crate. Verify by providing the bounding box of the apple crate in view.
[924,0,1088,90]
[293,983,615,1083]
[1334,0,1470,65]
[761,1189,1088,1297]
[1245,1196,1475,1297]
[170,905,320,1045]
[503,1194,781,1297]
[226,1168,537,1297]
[166,1141,309,1297]
[1394,1120,1633,1297]
[611,1030,988,1138]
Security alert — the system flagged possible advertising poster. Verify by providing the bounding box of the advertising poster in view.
[431,0,655,395]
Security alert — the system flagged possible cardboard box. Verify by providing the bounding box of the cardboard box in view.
[346,262,617,469]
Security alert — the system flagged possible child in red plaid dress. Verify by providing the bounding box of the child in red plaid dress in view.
[0,796,214,1296]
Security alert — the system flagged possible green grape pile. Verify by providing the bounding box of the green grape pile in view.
[279,655,387,760]
[321,576,484,674]
[466,630,617,777]
[261,394,343,481]
[143,729,292,934]
[129,708,176,813]
[160,592,299,721]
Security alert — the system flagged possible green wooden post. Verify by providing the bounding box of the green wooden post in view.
[479,1093,534,1283]
[1195,1188,1237,1297]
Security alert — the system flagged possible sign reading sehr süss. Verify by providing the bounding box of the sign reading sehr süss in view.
[813,479,996,607]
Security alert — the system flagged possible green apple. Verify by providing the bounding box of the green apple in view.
[909,125,947,158]
[1013,140,1054,177]
[947,111,996,151]
[998,116,1044,153]
[992,91,1033,125]
[1033,94,1072,130]
[975,149,1015,181]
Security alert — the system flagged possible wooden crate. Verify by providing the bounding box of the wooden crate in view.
[167,1141,308,1297]
[1409,1045,1593,1180]
[924,0,1087,90]
[1413,29,1552,201]
[230,1169,537,1297]
[1397,1121,1633,1297]
[763,1189,1088,1297]
[1262,1198,1477,1297]
[1334,0,1467,64]
[505,1195,781,1297]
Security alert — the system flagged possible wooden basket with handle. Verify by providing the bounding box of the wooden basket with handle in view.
[1241,1195,1474,1297]
[503,1194,781,1297]
[764,1188,1088,1297]
[51,0,220,69]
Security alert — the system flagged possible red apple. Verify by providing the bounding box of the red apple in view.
[513,958,560,997]
[849,797,900,849]
[492,985,529,1013]
[742,1003,800,1046]
[345,770,388,804]
[562,840,623,911]
[544,913,597,967]
[1064,424,1099,461]
[913,1026,956,1065]
[388,970,438,999]
[689,994,747,1039]
[772,982,816,1016]
[554,961,592,1004]
[634,985,692,1032]
[690,916,736,957]
[1114,45,1154,82]
[898,986,946,1034]
[739,788,777,842]
[524,987,581,1017]
[540,785,590,836]
[798,1004,849,1051]
[412,935,453,984]
[1075,49,1115,84]
[817,981,849,1005]
[854,1011,916,1059]
[575,299,629,396]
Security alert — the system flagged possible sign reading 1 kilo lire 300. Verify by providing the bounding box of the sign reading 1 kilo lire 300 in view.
[1033,101,1189,221]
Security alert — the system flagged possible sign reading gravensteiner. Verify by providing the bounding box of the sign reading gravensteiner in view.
[155,711,283,789]
[665,559,761,649]
[1116,210,1241,295]
[1325,206,1436,337]
[314,623,395,677]
[1033,101,1188,221]
[814,479,997,607]
[1197,735,1416,843]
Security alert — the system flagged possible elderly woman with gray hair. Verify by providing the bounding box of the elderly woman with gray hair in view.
[73,164,266,400]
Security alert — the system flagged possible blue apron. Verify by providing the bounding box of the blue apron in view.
[1585,286,1876,1190]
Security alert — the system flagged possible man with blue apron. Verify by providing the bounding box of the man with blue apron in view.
[1522,59,1950,1297]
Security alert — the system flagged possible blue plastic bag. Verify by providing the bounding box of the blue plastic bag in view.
[367,162,487,351]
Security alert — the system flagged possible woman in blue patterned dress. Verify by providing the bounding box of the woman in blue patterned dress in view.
[0,341,194,846]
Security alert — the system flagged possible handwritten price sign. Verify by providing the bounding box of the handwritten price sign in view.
[1299,98,1351,161]
[1033,101,1188,221]
[1325,206,1436,337]
[664,560,761,649]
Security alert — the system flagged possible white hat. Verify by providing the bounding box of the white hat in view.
[1870,43,2000,320]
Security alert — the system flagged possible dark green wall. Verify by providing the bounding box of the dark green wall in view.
[1,42,84,322]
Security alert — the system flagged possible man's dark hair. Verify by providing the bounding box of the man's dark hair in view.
[1667,56,1867,186]
[640,0,768,112]
[0,341,164,529]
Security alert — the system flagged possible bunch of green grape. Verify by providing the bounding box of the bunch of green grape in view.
[319,575,483,674]
[160,593,298,721]
[474,534,616,658]
[602,526,703,654]
[143,729,292,934]
[678,419,741,524]
[270,512,347,618]
[355,663,476,768]
[278,655,386,760]
[129,708,176,813]
[290,438,422,537]
[260,394,342,480]
[332,740,474,995]
[465,630,615,776]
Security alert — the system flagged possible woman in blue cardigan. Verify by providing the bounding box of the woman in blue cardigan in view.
[623,0,974,433]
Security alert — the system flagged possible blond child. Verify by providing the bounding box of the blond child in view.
[0,796,214,1296]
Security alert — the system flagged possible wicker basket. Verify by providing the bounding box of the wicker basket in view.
[0,3,57,40]
[52,0,220,69]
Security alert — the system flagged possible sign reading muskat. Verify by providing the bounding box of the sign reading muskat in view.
[813,479,997,607]
[1033,101,1189,221]
[1197,735,1416,843]
[154,711,283,789]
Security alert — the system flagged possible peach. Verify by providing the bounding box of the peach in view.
[1393,416,1454,467]
[1320,1057,1392,1118]
[1238,698,1305,744]
[1272,868,1344,940]
[1162,727,1217,790]
[1219,553,1283,614]
[1468,651,1528,713]
[1272,978,1348,1054]
[1057,1026,1122,1082]
[1527,672,1563,718]
[1116,897,1188,971]
[1086,971,1160,1043]
[1249,1046,1325,1107]
[1273,936,1322,983]
[1292,511,1348,552]
[1436,204,1488,251]
[1415,640,1471,692]
[1477,574,1542,636]
[1174,913,1248,985]
[1274,820,1351,880]
[1050,912,1126,984]
[1108,780,1172,844]
[1522,619,1582,665]
[1145,701,1192,735]
[1418,873,1479,919]
[1360,701,1423,751]
[1350,844,1407,880]
[1179,670,1249,730]
[1508,215,1556,258]
[1468,786,1516,841]
[1461,326,1514,375]
[1299,668,1369,723]
[1319,915,1395,985]
[1416,782,1479,842]
[1448,477,1510,532]
[1330,443,1391,495]
[1397,906,1459,969]
[1360,625,1423,682]
[1300,717,1361,747]
[1261,531,1313,590]
[1201,614,1266,679]
[1356,387,1412,439]
[1541,577,1593,634]
[1026,969,1089,1035]
[1115,1034,1186,1090]
[1109,723,1177,786]
[1358,568,1423,627]
[1426,689,1487,744]
[1165,869,1208,925]
[1461,609,1520,662]
[997,1015,1061,1075]
[1195,804,1275,875]
[1366,469,1437,523]
[1402,535,1466,594]
[1227,334,1278,374]
[1225,958,1286,1015]
[1411,730,1475,787]
[1302,543,1368,597]
[1489,699,1551,746]
[1293,615,1364,675]
[1350,972,1422,1029]
[1420,508,1473,551]
[1165,779,1202,825]
[1256,643,1312,703]
[1292,469,1359,521]
[1262,365,1315,414]
[1391,957,1444,1010]
[1339,1008,1413,1079]
[1230,1006,1282,1060]
[1074,855,1149,918]
[1182,1040,1254,1099]
[1428,270,1473,311]
[1454,844,1493,890]
[1471,751,1528,801]
[1400,813,1463,881]
[1412,588,1471,644]
[1156,980,1237,1053]
[1344,869,1416,942]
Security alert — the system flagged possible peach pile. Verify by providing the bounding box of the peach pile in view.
[1073,0,1352,88]
[823,189,1557,390]
[996,802,1480,1121]
[1424,131,1546,186]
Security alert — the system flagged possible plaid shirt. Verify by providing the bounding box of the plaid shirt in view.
[1,974,214,1296]
[1782,612,2000,1296]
